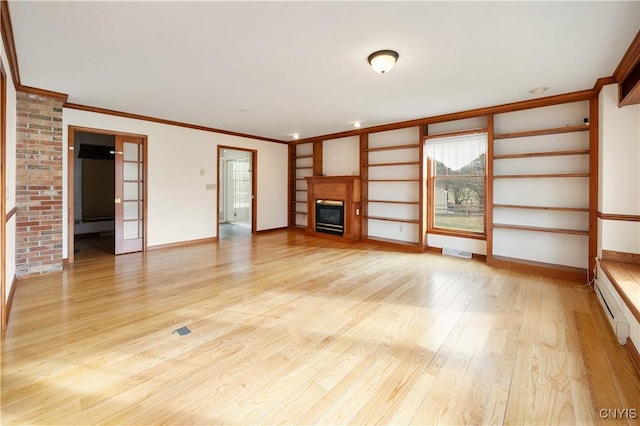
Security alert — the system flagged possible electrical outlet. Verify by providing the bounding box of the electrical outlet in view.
[205,184,216,190]
[399,225,404,232]
[200,169,205,176]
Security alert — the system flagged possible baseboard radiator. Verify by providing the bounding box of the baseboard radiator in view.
[595,265,630,345]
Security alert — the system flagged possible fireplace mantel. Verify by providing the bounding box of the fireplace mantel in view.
[305,175,361,241]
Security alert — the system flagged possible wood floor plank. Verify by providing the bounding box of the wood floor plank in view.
[1,231,639,425]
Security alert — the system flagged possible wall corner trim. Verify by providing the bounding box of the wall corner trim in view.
[5,273,16,328]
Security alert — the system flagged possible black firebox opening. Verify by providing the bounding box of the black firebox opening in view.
[315,200,344,236]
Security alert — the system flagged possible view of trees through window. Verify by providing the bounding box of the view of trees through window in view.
[432,153,485,233]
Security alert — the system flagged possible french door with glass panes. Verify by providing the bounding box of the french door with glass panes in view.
[114,135,145,254]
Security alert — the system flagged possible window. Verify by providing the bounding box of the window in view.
[425,132,487,236]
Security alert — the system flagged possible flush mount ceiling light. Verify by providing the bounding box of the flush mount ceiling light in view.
[367,50,399,74]
[528,86,549,96]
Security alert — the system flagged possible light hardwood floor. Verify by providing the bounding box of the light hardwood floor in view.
[2,231,639,425]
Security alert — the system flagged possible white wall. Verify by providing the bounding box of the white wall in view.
[598,84,640,255]
[596,83,640,353]
[62,109,288,255]
[2,30,18,303]
[322,136,359,176]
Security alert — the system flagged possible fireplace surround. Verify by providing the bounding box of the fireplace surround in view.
[305,176,361,241]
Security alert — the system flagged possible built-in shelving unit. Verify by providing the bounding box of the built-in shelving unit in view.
[489,100,594,280]
[285,90,598,281]
[361,127,422,248]
[289,142,315,228]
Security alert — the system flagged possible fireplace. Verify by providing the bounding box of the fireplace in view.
[305,176,361,241]
[315,200,344,235]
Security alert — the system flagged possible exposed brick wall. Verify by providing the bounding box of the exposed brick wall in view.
[15,92,64,277]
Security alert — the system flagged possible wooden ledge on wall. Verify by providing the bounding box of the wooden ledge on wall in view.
[598,256,640,325]
[602,250,640,265]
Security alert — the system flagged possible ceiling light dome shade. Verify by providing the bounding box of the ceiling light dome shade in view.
[368,50,399,74]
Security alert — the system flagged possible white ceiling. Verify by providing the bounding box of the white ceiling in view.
[8,1,640,142]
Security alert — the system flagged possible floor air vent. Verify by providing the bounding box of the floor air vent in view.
[442,248,472,259]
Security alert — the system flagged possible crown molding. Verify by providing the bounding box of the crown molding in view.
[593,76,616,95]
[64,102,287,144]
[613,30,640,106]
[614,30,640,83]
[19,85,68,102]
[292,88,596,144]
[1,0,19,89]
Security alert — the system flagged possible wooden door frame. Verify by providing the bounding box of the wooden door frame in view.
[1,63,7,330]
[216,146,257,237]
[67,126,148,263]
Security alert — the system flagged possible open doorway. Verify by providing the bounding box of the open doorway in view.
[217,146,256,239]
[67,127,147,263]
[72,131,116,260]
